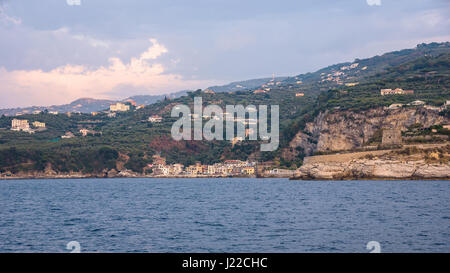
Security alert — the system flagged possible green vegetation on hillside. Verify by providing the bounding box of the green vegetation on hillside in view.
[1,42,449,174]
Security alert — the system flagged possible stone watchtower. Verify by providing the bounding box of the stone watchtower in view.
[381,129,402,145]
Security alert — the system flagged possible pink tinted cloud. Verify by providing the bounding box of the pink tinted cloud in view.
[0,38,214,108]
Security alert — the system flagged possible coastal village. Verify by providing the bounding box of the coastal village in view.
[5,99,297,178]
[139,155,297,178]
[146,155,257,177]
[3,67,449,180]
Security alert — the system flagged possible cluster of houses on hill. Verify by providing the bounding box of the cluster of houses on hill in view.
[385,100,449,112]
[11,100,141,118]
[320,62,367,85]
[13,110,58,116]
[10,119,46,134]
[148,156,257,177]
[9,117,101,138]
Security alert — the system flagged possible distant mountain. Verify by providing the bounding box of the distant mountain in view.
[0,98,116,116]
[0,76,289,116]
[206,77,288,93]
[281,42,450,86]
[0,91,192,116]
[127,90,190,106]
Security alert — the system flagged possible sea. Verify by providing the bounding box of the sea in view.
[0,178,449,253]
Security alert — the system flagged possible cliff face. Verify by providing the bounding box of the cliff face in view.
[296,159,449,180]
[295,145,450,180]
[285,107,447,158]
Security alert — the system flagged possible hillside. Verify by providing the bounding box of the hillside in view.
[0,98,116,116]
[0,42,449,176]
[0,94,189,117]
[206,77,288,93]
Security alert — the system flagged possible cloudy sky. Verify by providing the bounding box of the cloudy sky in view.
[0,0,449,108]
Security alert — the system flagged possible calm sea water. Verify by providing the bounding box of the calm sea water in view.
[0,178,449,253]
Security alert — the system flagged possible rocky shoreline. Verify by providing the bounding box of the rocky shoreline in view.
[293,159,450,180]
[292,146,450,180]
[0,172,260,180]
[2,168,448,181]
[2,145,449,181]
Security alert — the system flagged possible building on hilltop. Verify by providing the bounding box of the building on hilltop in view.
[11,119,35,134]
[79,129,97,137]
[253,89,266,94]
[203,89,215,94]
[11,119,29,131]
[148,115,163,123]
[32,121,46,128]
[380,88,414,96]
[11,119,35,133]
[110,102,130,112]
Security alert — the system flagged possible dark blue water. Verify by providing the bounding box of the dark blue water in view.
[0,178,449,253]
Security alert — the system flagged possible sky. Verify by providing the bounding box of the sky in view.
[0,0,449,108]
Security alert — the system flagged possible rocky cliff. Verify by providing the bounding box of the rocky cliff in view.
[284,107,448,159]
[294,145,450,180]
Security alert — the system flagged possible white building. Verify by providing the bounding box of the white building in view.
[148,115,163,123]
[381,88,414,96]
[11,119,30,131]
[110,102,130,112]
[79,129,95,137]
[203,89,215,94]
[11,119,35,134]
[408,100,426,106]
[32,121,46,128]
[207,165,217,175]
[169,164,184,175]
